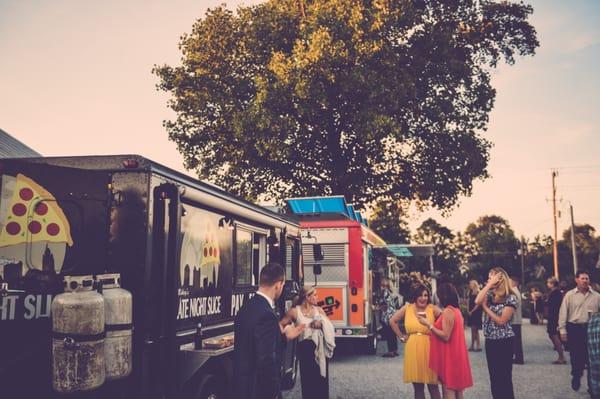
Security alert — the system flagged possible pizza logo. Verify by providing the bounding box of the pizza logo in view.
[201,233,220,268]
[0,174,73,247]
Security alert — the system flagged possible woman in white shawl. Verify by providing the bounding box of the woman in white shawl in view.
[280,286,335,399]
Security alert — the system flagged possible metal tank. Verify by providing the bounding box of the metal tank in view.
[97,273,133,380]
[52,275,106,393]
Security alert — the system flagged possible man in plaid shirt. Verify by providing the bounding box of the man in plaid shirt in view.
[588,313,600,398]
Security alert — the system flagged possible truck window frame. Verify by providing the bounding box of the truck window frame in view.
[234,223,268,288]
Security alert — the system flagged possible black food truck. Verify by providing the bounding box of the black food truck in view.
[0,155,303,399]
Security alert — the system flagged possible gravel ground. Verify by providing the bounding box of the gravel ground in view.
[283,321,590,399]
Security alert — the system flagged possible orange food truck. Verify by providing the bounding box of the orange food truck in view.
[285,196,385,354]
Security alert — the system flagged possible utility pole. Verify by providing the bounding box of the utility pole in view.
[552,170,559,279]
[570,203,578,275]
[519,236,525,289]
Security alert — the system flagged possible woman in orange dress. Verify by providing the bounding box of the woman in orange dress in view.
[418,283,473,399]
[390,284,441,399]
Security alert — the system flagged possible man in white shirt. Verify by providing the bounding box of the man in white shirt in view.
[559,270,600,391]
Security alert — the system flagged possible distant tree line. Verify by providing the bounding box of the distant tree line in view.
[369,200,600,287]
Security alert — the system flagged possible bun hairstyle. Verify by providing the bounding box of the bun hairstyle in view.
[489,267,514,298]
[293,285,316,306]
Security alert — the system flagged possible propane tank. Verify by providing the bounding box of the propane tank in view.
[52,275,105,393]
[97,273,133,380]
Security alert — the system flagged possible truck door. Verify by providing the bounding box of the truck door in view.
[280,237,300,389]
[141,183,181,399]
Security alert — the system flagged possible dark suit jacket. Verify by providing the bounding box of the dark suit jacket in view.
[233,294,283,399]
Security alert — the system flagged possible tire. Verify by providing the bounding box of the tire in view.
[364,334,378,355]
[281,358,299,390]
[194,374,224,399]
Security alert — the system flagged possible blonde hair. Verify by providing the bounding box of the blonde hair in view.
[469,280,480,294]
[489,267,514,298]
[294,285,316,306]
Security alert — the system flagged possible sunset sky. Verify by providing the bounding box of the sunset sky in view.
[1,0,598,240]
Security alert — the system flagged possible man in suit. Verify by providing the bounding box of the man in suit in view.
[233,262,304,399]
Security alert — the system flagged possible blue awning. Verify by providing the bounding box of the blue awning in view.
[285,196,370,225]
[354,211,364,224]
[373,244,435,257]
[386,245,413,257]
[346,204,356,220]
[286,196,348,215]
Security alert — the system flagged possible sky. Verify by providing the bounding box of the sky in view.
[0,0,598,240]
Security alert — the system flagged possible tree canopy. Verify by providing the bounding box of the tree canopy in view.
[465,214,520,275]
[154,0,538,208]
[369,198,410,243]
[562,224,600,271]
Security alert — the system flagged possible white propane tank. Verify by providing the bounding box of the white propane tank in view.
[97,273,133,380]
[52,275,105,393]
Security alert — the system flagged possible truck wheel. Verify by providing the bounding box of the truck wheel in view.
[281,358,299,390]
[195,374,223,399]
[364,334,378,355]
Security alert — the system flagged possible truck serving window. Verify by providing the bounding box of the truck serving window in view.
[235,229,253,285]
[235,227,267,286]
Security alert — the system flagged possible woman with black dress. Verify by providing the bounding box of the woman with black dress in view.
[529,287,539,325]
[546,277,566,364]
[467,279,483,351]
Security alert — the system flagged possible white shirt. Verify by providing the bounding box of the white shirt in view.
[256,290,274,309]
[558,287,600,335]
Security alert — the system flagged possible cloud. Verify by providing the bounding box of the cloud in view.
[567,32,600,52]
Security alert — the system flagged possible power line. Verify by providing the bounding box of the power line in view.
[553,164,600,170]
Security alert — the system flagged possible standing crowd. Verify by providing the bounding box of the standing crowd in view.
[381,268,600,399]
[232,262,600,399]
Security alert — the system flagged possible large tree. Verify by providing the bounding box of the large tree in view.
[154,0,538,207]
[561,224,600,273]
[369,198,410,243]
[465,214,520,275]
[413,218,457,275]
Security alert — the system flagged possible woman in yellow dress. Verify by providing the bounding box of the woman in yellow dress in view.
[390,284,442,399]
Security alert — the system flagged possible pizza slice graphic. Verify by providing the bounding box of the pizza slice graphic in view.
[0,174,73,247]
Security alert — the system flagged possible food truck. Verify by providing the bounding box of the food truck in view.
[0,155,302,399]
[285,196,385,354]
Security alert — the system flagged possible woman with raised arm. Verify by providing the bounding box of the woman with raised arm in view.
[418,283,473,399]
[390,284,442,399]
[280,286,335,399]
[475,267,517,399]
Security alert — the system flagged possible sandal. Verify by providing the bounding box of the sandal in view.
[552,360,567,364]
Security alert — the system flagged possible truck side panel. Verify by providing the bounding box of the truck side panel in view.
[0,161,112,398]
